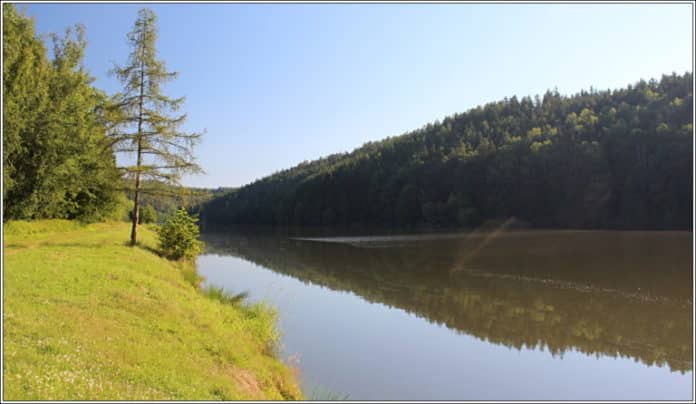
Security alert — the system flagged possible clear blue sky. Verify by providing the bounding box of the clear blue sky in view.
[20,2,693,188]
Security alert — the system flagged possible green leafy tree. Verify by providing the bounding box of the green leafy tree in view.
[157,208,202,260]
[108,8,202,245]
[3,4,51,218]
[42,26,121,221]
[2,5,120,221]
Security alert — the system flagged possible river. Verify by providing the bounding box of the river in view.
[197,229,693,400]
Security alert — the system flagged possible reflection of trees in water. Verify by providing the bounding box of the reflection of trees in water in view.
[202,231,693,373]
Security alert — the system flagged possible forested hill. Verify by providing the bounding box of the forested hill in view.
[199,73,693,230]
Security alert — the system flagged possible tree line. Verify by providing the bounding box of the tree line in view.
[3,5,121,221]
[199,72,693,230]
[3,5,202,243]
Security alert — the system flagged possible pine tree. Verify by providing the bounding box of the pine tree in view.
[108,8,202,245]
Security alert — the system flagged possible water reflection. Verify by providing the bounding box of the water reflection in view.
[201,230,692,374]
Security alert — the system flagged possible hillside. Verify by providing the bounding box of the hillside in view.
[2,221,302,400]
[131,180,233,221]
[199,73,693,230]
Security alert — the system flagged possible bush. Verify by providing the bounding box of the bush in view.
[106,193,132,222]
[128,204,158,224]
[139,205,157,224]
[157,208,203,260]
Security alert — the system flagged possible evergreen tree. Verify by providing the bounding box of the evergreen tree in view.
[107,8,202,244]
[199,73,693,231]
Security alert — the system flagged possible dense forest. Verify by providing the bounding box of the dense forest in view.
[199,73,693,231]
[134,181,231,222]
[3,5,202,224]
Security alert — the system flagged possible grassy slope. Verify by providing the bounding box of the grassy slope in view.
[2,220,302,400]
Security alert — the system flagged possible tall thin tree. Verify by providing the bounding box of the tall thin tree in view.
[108,8,202,245]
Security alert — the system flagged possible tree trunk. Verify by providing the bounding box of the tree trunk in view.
[130,186,140,245]
[130,37,146,246]
[129,120,143,245]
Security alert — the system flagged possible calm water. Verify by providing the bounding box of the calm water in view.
[197,229,693,400]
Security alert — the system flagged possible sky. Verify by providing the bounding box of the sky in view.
[19,2,694,189]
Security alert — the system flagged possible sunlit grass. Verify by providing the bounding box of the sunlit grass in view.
[3,220,302,400]
[202,285,250,306]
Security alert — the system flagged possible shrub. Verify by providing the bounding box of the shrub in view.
[157,208,203,260]
[128,204,158,224]
[139,205,157,224]
[106,193,132,222]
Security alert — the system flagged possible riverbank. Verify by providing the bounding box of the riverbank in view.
[2,220,302,400]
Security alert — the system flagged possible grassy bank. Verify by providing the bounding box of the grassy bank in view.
[2,220,302,400]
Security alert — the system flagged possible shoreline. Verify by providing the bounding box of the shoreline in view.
[2,220,302,400]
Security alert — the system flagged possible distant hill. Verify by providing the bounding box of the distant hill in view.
[131,181,234,220]
[199,73,693,230]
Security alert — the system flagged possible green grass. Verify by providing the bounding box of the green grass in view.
[202,285,250,307]
[3,220,302,400]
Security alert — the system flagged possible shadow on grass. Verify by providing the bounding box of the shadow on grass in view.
[123,240,162,258]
